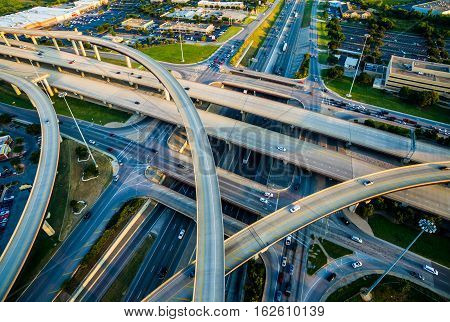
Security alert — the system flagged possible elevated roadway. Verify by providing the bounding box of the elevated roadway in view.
[0,61,447,217]
[0,72,60,300]
[144,162,450,301]
[0,27,225,301]
[0,38,448,164]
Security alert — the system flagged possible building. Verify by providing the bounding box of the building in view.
[163,7,247,22]
[385,55,450,107]
[0,135,13,161]
[159,21,215,34]
[344,56,358,69]
[0,0,108,29]
[412,0,450,16]
[198,1,245,9]
[342,9,371,19]
[121,18,154,30]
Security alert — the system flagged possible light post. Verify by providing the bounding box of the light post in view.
[361,218,437,301]
[346,34,370,98]
[178,20,185,63]
[58,92,98,168]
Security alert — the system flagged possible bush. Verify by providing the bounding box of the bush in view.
[83,162,99,178]
[26,124,41,135]
[12,145,23,153]
[357,72,373,85]
[0,113,12,124]
[326,66,344,79]
[15,137,24,145]
[29,151,40,164]
[75,146,89,160]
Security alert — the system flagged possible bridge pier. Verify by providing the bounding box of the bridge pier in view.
[71,40,80,56]
[52,38,60,51]
[57,66,63,73]
[164,88,170,101]
[240,110,247,121]
[0,32,10,46]
[92,45,101,61]
[78,41,87,57]
[10,84,21,95]
[42,79,54,97]
[125,56,132,69]
[13,34,19,42]
[30,36,38,45]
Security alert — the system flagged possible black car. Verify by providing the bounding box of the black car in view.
[83,212,92,220]
[340,217,350,225]
[410,271,424,280]
[189,270,195,278]
[176,163,185,169]
[326,272,337,282]
[158,267,168,279]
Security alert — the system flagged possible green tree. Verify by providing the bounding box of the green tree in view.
[75,146,89,160]
[357,72,373,85]
[0,113,12,124]
[26,124,41,135]
[326,66,344,79]
[29,151,40,164]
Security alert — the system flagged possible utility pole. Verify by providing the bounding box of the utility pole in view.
[178,19,185,63]
[346,34,370,98]
[58,92,98,168]
[361,218,437,301]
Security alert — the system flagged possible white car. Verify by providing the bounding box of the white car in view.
[178,229,186,240]
[281,256,287,267]
[259,197,269,204]
[113,175,119,182]
[352,261,362,269]
[285,235,292,246]
[351,236,363,244]
[264,192,274,198]
[423,265,438,276]
[363,180,374,186]
[88,139,96,145]
[277,146,287,152]
[289,205,301,213]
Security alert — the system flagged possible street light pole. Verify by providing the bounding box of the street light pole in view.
[346,34,369,98]
[58,92,98,168]
[178,20,185,63]
[361,219,437,300]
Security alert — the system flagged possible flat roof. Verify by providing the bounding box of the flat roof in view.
[389,55,450,84]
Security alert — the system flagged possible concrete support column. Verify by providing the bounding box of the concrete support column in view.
[53,87,59,94]
[125,56,132,69]
[79,95,83,100]
[35,62,40,67]
[134,84,138,90]
[92,45,101,61]
[282,159,287,165]
[57,66,63,72]
[15,57,20,64]
[108,103,112,108]
[106,77,110,83]
[52,38,60,51]
[164,88,170,101]
[30,36,38,45]
[0,32,10,46]
[71,40,80,56]
[78,41,87,56]
[240,110,247,121]
[80,71,85,77]
[42,79,54,97]
[13,34,19,42]
[11,84,21,95]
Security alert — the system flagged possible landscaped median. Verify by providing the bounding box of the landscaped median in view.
[231,0,285,67]
[139,43,219,64]
[301,0,314,28]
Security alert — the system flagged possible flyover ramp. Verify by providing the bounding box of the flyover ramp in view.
[0,41,448,164]
[144,162,450,301]
[0,73,60,300]
[2,63,445,217]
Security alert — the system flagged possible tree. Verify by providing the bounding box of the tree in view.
[83,162,99,178]
[326,66,344,79]
[15,137,24,145]
[29,151,40,164]
[357,72,373,85]
[26,124,41,135]
[75,146,89,160]
[357,203,375,219]
[416,91,439,108]
[327,54,338,65]
[0,113,12,124]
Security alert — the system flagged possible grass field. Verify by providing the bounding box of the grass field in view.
[231,0,285,67]
[0,84,130,124]
[217,26,243,42]
[321,71,450,124]
[301,0,313,28]
[318,52,329,64]
[317,21,329,50]
[102,234,155,301]
[319,238,353,259]
[140,44,219,64]
[368,215,450,267]
[327,274,445,302]
[307,243,328,275]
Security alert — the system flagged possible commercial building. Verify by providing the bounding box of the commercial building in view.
[198,1,245,9]
[412,0,450,16]
[121,18,154,30]
[159,21,215,34]
[0,0,108,29]
[0,135,13,161]
[385,55,450,106]
[163,7,247,22]
[342,9,371,19]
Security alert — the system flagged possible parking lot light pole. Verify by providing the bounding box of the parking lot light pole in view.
[346,34,369,98]
[361,219,437,300]
[58,92,98,168]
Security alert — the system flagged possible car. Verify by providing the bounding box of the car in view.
[107,147,113,152]
[363,180,374,186]
[115,71,121,74]
[158,267,168,279]
[176,163,185,169]
[288,264,294,275]
[410,271,424,280]
[109,133,115,137]
[68,60,75,64]
[285,235,292,246]
[259,197,269,204]
[276,146,287,152]
[88,139,96,145]
[275,291,282,302]
[326,272,337,282]
[289,205,301,213]
[352,261,362,269]
[423,265,438,275]
[438,166,450,170]
[340,217,350,225]
[351,236,362,244]
[189,270,195,278]
[113,175,119,182]
[184,87,190,91]
[281,256,287,267]
[83,212,92,220]
[264,192,274,198]
[178,229,186,240]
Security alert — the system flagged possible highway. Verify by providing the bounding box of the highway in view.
[0,72,60,300]
[0,38,448,164]
[144,162,450,301]
[0,27,225,301]
[1,62,447,217]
